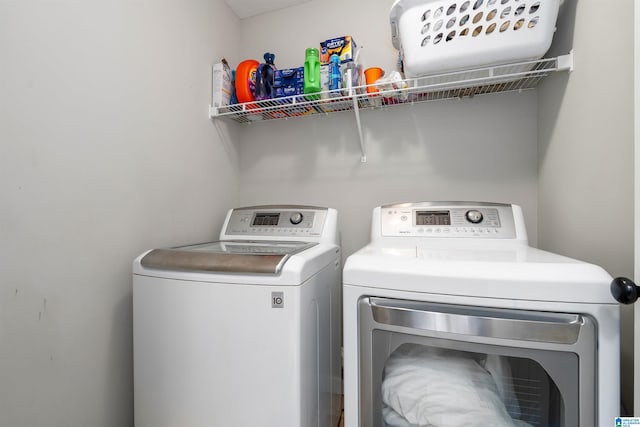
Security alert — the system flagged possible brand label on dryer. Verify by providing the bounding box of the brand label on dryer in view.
[271,292,284,308]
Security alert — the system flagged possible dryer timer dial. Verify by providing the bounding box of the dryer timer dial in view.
[290,212,304,225]
[465,210,484,224]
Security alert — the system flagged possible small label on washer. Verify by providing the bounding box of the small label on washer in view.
[271,292,284,308]
[616,417,640,426]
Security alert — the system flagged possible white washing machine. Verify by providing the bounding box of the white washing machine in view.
[343,202,621,427]
[133,205,342,427]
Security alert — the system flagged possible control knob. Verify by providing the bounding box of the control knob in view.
[465,210,483,224]
[290,212,304,225]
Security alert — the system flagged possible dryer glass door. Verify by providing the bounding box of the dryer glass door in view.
[358,297,596,427]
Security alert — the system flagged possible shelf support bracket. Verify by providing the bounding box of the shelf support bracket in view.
[557,50,574,72]
[347,70,367,162]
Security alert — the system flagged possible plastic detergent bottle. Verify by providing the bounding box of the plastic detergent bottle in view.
[328,54,342,96]
[304,48,321,100]
[230,70,238,104]
[235,59,259,103]
[342,62,358,92]
[255,52,276,100]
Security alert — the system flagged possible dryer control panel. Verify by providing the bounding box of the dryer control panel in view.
[223,205,329,238]
[379,202,520,239]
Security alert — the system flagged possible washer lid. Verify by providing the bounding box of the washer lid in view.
[140,240,317,274]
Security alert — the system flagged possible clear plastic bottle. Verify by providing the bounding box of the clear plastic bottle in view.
[328,54,342,97]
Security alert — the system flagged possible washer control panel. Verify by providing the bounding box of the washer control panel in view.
[224,206,327,237]
[380,202,517,238]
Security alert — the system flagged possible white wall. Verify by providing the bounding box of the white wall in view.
[538,0,635,413]
[0,1,240,425]
[239,0,398,73]
[238,94,539,257]
[236,0,539,257]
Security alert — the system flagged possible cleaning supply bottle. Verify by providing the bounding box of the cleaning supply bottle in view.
[255,52,276,100]
[304,48,321,100]
[236,59,259,104]
[230,70,238,104]
[328,53,342,97]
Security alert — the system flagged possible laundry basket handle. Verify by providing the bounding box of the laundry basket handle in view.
[610,277,639,304]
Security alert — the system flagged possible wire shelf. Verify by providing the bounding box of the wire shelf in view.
[210,54,572,124]
[209,52,573,161]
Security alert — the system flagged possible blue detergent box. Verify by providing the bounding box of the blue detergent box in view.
[274,67,305,98]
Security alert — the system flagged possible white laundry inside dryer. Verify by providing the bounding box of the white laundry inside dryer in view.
[381,344,531,427]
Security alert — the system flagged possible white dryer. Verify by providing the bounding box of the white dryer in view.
[343,202,621,427]
[133,205,342,427]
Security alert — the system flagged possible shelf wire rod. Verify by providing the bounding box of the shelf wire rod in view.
[347,69,366,162]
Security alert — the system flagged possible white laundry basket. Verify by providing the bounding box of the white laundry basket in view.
[390,0,561,77]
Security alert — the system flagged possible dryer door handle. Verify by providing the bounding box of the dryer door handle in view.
[367,297,584,344]
[610,277,639,304]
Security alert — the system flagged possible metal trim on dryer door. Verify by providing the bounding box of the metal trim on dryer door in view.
[358,297,597,427]
[369,298,584,344]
